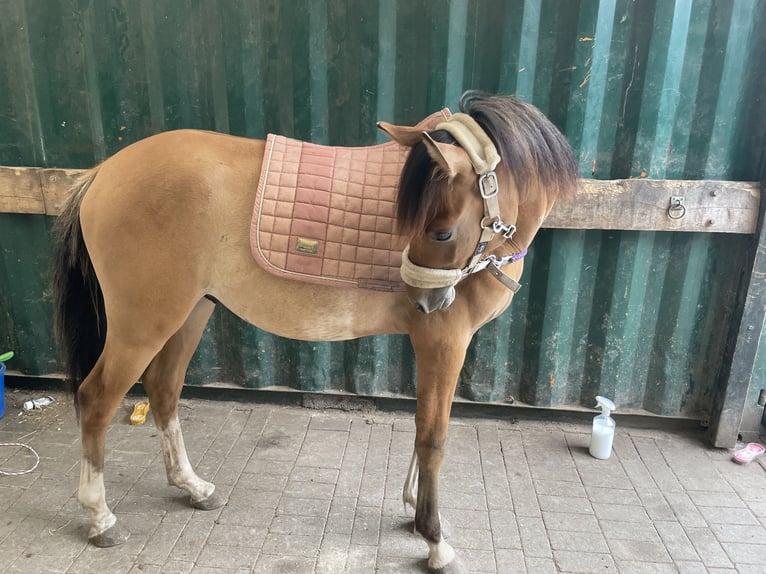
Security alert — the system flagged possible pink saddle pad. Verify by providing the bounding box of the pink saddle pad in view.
[251,110,450,290]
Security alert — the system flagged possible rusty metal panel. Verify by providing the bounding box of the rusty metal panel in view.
[1,0,765,424]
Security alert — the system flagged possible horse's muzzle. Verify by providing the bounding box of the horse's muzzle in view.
[410,285,456,314]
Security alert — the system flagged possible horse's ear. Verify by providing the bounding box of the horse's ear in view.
[376,121,424,147]
[421,133,472,178]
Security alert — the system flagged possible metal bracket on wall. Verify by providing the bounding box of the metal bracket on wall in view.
[667,196,686,220]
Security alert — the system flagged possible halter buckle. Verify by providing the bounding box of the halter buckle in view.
[479,172,498,199]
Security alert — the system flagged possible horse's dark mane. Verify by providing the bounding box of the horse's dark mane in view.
[396,91,579,237]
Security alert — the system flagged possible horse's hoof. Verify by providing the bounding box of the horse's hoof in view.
[429,556,466,574]
[89,524,130,547]
[191,490,226,510]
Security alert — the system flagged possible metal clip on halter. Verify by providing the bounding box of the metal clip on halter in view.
[493,221,516,239]
[480,215,517,240]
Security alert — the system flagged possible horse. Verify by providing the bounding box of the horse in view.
[51,91,577,572]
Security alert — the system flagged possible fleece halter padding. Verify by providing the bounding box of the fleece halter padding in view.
[399,246,464,289]
[435,113,500,174]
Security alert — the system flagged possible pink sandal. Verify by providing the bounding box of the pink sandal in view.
[733,442,765,464]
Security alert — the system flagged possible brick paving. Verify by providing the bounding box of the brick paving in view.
[0,389,765,573]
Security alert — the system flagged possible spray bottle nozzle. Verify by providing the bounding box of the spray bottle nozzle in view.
[595,395,616,416]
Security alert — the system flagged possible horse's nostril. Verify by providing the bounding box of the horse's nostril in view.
[415,301,428,314]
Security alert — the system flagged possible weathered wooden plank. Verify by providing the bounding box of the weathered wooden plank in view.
[0,166,46,214]
[40,169,84,215]
[546,179,761,234]
[0,166,761,233]
[0,166,83,215]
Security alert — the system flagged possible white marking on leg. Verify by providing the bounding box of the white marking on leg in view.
[414,527,456,571]
[426,537,456,570]
[402,448,418,513]
[78,458,116,538]
[159,416,215,502]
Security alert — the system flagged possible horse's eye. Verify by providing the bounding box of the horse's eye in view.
[432,230,453,242]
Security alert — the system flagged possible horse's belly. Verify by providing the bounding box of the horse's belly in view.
[211,266,410,341]
[207,233,410,341]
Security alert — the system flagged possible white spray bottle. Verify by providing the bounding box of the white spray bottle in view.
[589,396,616,460]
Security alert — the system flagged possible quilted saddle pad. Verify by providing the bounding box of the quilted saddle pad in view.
[251,109,451,291]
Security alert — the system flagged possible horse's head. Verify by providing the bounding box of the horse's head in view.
[379,91,579,314]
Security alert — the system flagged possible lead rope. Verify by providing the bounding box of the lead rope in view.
[0,442,41,476]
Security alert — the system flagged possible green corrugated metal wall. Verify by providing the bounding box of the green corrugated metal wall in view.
[1,0,765,421]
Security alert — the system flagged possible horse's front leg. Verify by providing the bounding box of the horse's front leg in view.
[409,324,470,573]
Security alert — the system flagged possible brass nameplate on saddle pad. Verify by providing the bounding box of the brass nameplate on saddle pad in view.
[295,237,319,255]
[250,109,451,290]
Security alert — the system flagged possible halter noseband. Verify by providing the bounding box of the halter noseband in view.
[400,113,526,293]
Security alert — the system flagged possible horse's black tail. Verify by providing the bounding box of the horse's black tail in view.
[51,169,106,416]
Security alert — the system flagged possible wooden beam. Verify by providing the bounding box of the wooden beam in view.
[0,166,83,216]
[545,179,761,234]
[0,165,761,233]
[0,166,46,214]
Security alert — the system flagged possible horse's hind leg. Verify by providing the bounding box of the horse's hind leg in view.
[140,298,224,509]
[78,339,167,546]
[403,448,419,511]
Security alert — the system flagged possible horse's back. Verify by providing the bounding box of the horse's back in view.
[96,129,265,192]
[82,129,265,232]
[77,131,265,328]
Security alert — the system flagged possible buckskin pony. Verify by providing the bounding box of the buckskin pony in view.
[52,91,577,572]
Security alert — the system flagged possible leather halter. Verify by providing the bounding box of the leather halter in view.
[399,113,526,293]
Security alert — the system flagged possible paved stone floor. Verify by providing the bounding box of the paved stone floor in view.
[0,388,765,573]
